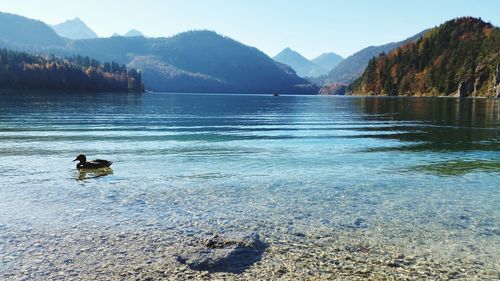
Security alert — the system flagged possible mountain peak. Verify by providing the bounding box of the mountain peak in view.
[312,52,344,71]
[52,17,98,39]
[277,47,299,55]
[450,16,490,27]
[125,29,145,37]
[274,48,328,78]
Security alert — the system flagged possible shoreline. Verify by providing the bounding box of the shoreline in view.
[2,223,498,280]
[343,92,499,99]
[1,88,498,98]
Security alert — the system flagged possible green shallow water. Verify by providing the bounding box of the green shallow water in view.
[0,91,499,279]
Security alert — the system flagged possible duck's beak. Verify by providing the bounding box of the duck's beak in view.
[73,158,78,162]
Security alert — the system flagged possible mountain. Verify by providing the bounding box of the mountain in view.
[348,17,500,98]
[125,29,145,37]
[120,31,315,93]
[64,31,316,93]
[0,48,143,92]
[0,12,65,48]
[0,12,316,94]
[323,30,427,85]
[51,18,98,40]
[273,47,328,77]
[312,52,343,71]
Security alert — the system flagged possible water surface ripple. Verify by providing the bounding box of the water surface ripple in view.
[0,91,499,279]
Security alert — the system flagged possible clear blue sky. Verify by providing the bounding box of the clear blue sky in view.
[0,0,498,58]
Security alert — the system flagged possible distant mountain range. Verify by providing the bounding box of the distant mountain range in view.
[0,12,316,94]
[273,48,343,78]
[319,30,428,86]
[348,17,500,98]
[51,18,98,40]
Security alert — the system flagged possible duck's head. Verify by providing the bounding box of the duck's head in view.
[73,154,87,163]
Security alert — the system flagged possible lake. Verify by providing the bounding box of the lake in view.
[0,91,499,279]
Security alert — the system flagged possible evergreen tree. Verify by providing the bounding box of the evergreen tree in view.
[0,48,144,92]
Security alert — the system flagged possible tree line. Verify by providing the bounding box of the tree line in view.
[0,49,144,92]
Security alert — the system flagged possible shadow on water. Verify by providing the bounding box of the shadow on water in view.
[76,168,113,181]
[411,160,500,176]
[176,234,268,274]
[355,97,500,152]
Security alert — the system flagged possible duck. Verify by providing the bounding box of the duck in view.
[73,154,113,169]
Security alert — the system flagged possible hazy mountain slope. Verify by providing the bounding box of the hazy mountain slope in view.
[0,12,65,48]
[273,47,328,77]
[325,30,427,84]
[348,17,500,97]
[312,52,343,71]
[51,18,98,39]
[124,31,316,93]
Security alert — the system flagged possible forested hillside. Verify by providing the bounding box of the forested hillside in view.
[321,31,427,86]
[0,49,143,92]
[348,17,500,97]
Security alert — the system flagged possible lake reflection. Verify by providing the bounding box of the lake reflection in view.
[76,168,113,181]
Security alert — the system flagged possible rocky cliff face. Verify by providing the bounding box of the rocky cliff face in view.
[494,64,500,98]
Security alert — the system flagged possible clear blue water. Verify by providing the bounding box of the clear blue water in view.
[0,91,499,278]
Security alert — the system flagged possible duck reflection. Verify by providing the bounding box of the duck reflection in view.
[76,168,113,181]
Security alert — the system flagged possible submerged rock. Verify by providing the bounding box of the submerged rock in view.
[340,218,368,229]
[175,233,267,273]
[353,218,364,227]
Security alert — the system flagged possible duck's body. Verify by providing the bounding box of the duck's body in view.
[73,154,112,169]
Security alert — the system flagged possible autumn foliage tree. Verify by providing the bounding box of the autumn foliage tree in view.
[348,17,500,97]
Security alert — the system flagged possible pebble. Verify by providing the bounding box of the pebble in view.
[1,224,497,280]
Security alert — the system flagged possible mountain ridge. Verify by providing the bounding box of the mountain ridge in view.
[0,12,65,48]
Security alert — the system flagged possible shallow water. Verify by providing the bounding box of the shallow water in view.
[0,91,499,279]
